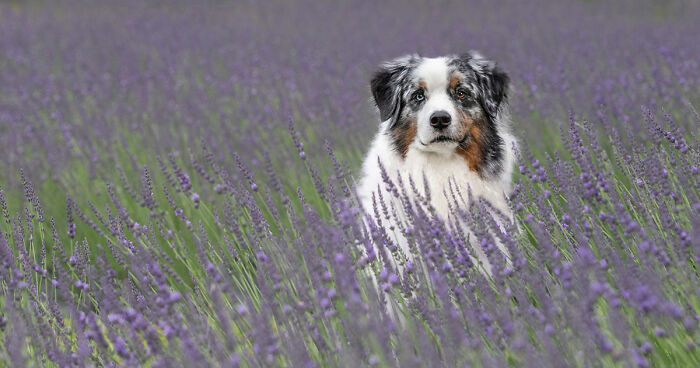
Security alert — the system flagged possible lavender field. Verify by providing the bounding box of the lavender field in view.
[1,0,699,366]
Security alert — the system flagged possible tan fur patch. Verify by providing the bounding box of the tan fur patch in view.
[449,74,461,89]
[455,112,485,174]
[418,80,427,89]
[392,117,417,158]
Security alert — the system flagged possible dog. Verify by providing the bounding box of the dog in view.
[356,51,517,276]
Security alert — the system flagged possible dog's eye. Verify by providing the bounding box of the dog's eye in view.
[455,88,467,99]
[412,91,425,102]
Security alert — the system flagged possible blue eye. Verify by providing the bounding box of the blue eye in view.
[413,91,425,102]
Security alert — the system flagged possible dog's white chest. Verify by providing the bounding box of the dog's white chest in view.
[356,129,512,224]
[355,127,515,273]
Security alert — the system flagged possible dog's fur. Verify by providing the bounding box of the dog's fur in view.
[357,52,516,273]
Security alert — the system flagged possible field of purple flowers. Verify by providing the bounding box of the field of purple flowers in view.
[1,0,699,366]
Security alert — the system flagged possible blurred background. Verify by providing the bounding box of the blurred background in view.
[1,0,698,194]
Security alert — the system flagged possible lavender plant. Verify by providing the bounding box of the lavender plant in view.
[0,0,698,367]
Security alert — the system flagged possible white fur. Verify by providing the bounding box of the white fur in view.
[414,57,459,152]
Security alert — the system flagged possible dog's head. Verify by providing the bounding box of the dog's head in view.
[370,52,509,175]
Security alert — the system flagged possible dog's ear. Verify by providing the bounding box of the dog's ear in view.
[463,51,510,118]
[370,56,415,126]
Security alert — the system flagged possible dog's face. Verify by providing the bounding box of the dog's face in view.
[370,52,509,174]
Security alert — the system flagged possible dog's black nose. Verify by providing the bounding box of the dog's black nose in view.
[430,111,451,130]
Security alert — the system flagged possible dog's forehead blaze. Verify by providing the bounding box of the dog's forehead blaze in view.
[413,57,450,91]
